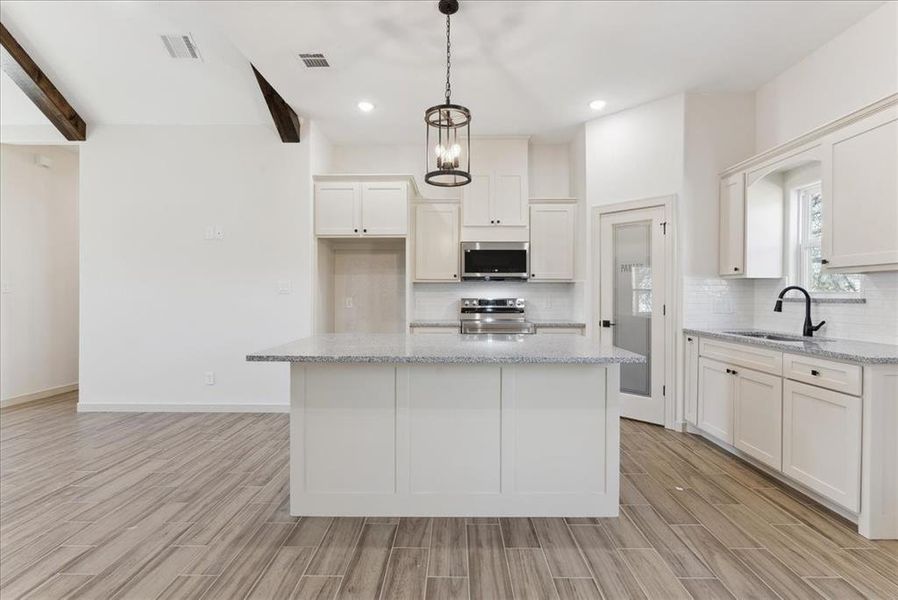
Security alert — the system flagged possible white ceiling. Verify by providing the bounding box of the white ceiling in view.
[0,1,884,144]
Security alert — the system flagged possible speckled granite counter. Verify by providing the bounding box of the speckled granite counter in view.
[248,333,642,364]
[683,328,898,364]
[409,320,586,329]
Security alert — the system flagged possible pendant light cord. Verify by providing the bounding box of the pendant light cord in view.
[445,13,451,104]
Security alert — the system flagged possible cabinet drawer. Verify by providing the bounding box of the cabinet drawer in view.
[699,338,782,376]
[783,353,861,396]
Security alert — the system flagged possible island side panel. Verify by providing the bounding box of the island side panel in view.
[290,361,620,517]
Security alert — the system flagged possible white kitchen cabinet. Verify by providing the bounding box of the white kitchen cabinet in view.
[733,367,782,470]
[462,173,526,228]
[361,182,408,236]
[783,379,861,512]
[460,139,529,241]
[535,327,584,335]
[315,182,360,236]
[821,105,898,272]
[315,180,408,237]
[529,203,575,281]
[718,172,745,276]
[414,204,459,281]
[698,357,735,444]
[684,334,699,426]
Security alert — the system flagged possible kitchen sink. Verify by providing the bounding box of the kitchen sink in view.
[724,331,808,343]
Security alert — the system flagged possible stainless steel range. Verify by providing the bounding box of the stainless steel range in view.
[459,298,535,334]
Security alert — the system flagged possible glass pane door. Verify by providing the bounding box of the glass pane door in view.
[613,221,652,397]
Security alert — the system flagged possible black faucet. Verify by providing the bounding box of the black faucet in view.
[773,285,825,337]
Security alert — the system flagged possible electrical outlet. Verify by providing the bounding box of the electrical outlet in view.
[344,296,354,309]
[204,371,215,385]
[277,280,291,294]
[204,226,215,240]
[214,227,224,240]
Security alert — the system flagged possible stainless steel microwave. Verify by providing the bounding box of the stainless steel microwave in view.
[461,242,529,281]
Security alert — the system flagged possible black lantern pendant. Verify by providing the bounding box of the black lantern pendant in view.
[425,0,471,187]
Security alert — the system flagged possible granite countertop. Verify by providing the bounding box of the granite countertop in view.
[409,320,586,329]
[247,333,644,365]
[684,328,898,365]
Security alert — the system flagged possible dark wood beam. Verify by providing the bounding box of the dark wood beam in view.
[251,64,301,143]
[0,22,86,141]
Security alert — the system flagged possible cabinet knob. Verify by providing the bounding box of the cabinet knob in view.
[452,274,457,278]
[354,228,358,233]
[363,228,367,233]
[687,337,693,342]
[810,369,821,376]
[531,273,535,278]
[821,259,829,265]
[733,267,740,272]
[490,220,495,224]
[496,219,501,224]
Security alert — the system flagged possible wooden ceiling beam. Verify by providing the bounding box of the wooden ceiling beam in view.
[252,64,301,143]
[0,22,86,141]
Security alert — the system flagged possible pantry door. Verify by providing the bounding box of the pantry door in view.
[599,207,667,425]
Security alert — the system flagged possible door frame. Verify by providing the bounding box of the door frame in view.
[590,195,679,430]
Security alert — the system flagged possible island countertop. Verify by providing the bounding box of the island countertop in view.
[247,333,645,365]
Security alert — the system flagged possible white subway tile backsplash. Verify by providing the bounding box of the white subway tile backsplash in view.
[752,273,898,345]
[683,276,755,330]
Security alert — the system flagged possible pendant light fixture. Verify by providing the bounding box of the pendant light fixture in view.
[424,0,471,187]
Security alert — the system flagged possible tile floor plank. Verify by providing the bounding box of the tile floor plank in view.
[306,518,366,577]
[380,547,428,600]
[246,546,315,600]
[467,525,513,600]
[531,518,592,578]
[621,505,712,578]
[425,576,470,600]
[336,523,396,600]
[553,578,603,600]
[619,548,691,600]
[499,518,541,548]
[505,548,559,600]
[568,525,646,600]
[428,518,468,577]
[678,577,736,600]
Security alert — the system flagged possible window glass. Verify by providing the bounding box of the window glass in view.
[797,184,861,293]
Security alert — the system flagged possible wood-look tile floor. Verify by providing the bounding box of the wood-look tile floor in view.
[1,394,896,600]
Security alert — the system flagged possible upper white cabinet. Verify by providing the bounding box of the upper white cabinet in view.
[529,203,575,281]
[315,182,359,236]
[719,95,897,276]
[315,180,408,237]
[718,172,745,276]
[460,139,529,241]
[414,204,459,281]
[821,105,898,271]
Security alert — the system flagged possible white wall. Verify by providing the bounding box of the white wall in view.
[584,94,685,207]
[78,125,314,411]
[0,144,79,404]
[755,2,898,151]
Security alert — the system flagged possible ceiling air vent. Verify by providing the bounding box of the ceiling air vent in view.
[299,53,329,68]
[161,34,201,60]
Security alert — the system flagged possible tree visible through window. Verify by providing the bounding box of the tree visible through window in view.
[797,184,861,293]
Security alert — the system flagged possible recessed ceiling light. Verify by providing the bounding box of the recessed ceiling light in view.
[357,101,375,113]
[589,99,607,111]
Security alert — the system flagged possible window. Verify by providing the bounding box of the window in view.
[630,265,653,315]
[796,183,861,293]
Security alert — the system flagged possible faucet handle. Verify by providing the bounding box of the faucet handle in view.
[812,320,826,332]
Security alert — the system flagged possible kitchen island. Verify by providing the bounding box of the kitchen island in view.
[248,333,644,517]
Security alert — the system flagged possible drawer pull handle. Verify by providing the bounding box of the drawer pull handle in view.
[810,369,821,376]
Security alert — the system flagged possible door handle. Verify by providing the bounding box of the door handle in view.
[810,369,820,376]
[601,320,615,328]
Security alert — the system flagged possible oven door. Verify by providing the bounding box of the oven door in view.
[461,242,529,280]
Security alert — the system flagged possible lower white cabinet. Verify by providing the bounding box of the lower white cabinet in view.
[733,367,782,470]
[684,334,699,425]
[783,379,861,512]
[698,357,782,469]
[698,357,735,444]
[414,204,459,281]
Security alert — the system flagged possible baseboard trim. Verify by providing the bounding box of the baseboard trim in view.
[1,383,79,408]
[76,403,288,414]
